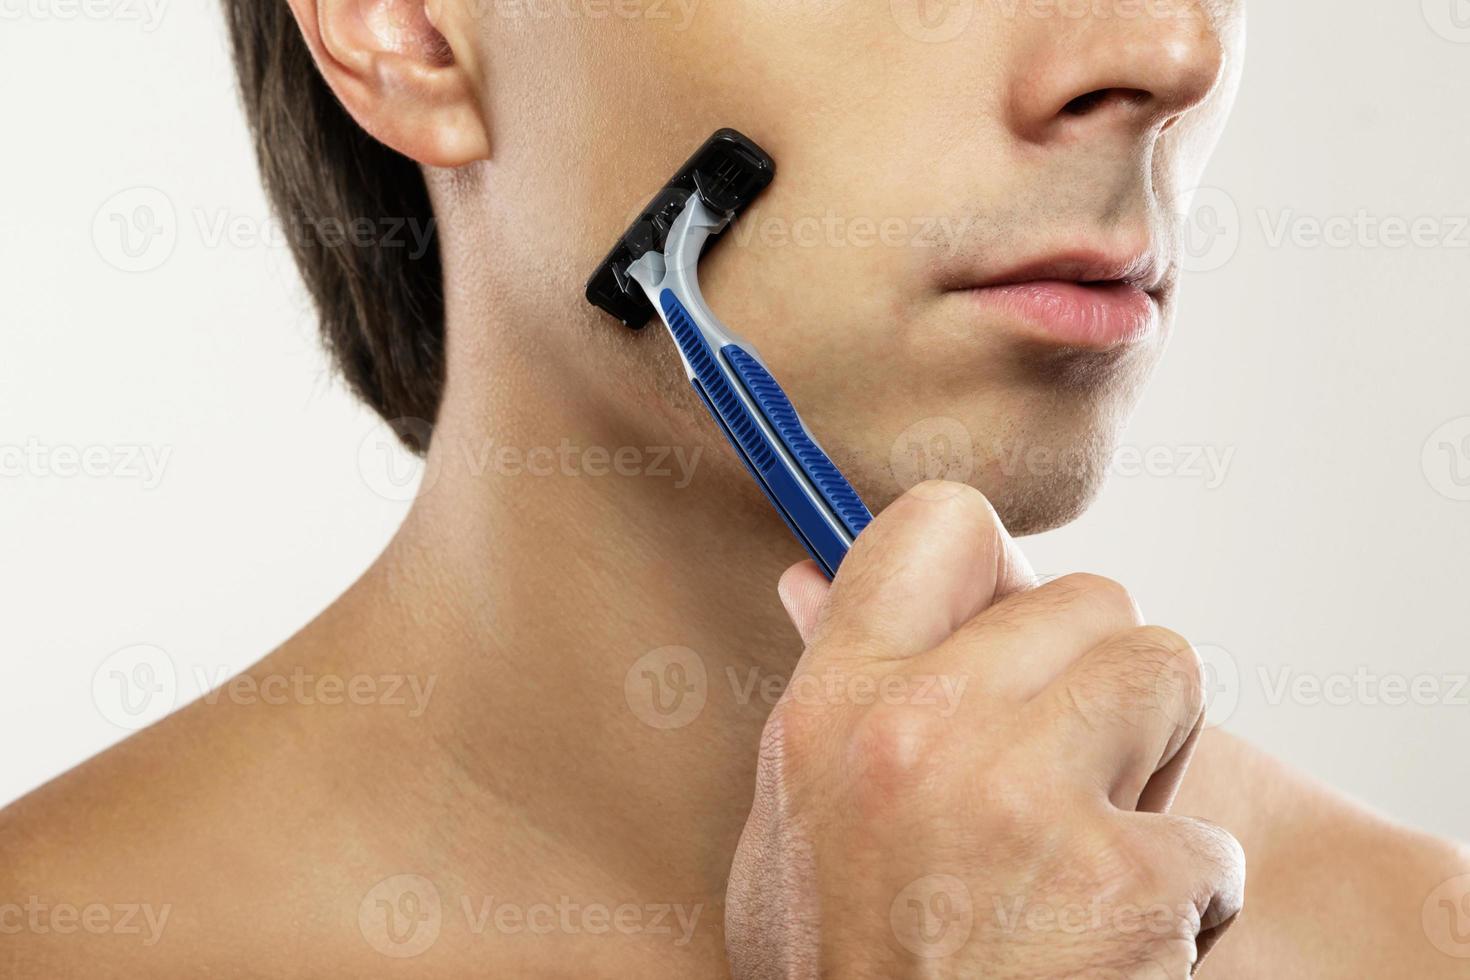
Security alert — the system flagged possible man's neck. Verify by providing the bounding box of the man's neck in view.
[308,318,809,901]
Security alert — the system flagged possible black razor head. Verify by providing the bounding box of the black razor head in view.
[585,129,775,328]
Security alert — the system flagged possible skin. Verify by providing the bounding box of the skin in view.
[726,485,1249,978]
[3,0,1467,976]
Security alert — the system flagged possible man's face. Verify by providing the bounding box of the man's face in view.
[469,0,1246,533]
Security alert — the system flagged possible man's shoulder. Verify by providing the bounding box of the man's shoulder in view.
[0,694,713,979]
[1182,731,1470,978]
[0,697,381,976]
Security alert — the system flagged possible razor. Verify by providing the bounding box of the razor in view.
[585,129,873,579]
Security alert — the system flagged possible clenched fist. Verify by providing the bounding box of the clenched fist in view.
[726,482,1243,979]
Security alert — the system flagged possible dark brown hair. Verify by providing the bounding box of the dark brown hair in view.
[222,0,444,451]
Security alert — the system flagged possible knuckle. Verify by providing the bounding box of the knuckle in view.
[967,744,1067,835]
[1118,626,1205,713]
[846,704,947,809]
[1178,817,1248,891]
[1054,573,1141,624]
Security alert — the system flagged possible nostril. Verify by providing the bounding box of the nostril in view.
[1061,87,1150,117]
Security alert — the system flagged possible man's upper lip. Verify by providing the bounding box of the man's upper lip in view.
[956,249,1169,296]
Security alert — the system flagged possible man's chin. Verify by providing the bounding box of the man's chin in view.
[843,433,1112,539]
[984,466,1108,537]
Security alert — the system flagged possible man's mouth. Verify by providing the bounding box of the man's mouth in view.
[947,249,1169,351]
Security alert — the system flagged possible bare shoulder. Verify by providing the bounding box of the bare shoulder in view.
[0,679,450,977]
[1180,731,1470,978]
[0,667,714,979]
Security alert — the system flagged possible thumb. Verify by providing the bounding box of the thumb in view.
[780,481,1036,659]
[778,561,832,646]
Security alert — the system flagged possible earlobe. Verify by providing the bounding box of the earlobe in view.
[284,0,490,168]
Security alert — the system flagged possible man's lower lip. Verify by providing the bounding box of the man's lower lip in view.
[961,280,1159,349]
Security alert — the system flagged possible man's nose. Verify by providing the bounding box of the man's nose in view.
[1003,2,1228,145]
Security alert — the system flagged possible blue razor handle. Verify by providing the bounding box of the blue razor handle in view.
[628,196,873,578]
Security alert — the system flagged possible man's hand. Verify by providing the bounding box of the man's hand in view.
[725,482,1244,979]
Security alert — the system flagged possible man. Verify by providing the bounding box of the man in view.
[3,0,1466,976]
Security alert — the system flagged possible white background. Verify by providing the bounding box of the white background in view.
[2,2,1468,839]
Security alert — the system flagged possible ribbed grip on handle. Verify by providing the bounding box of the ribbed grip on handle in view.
[721,346,873,540]
[658,290,870,578]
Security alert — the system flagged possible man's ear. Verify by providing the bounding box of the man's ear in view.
[284,0,490,167]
